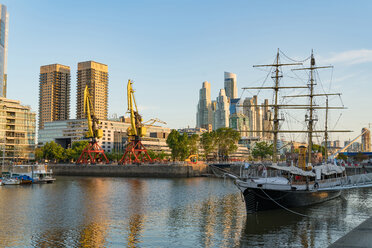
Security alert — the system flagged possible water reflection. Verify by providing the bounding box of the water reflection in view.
[240,188,372,247]
[0,178,371,247]
[126,179,145,248]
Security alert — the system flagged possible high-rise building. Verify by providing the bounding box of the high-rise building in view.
[361,127,371,152]
[213,89,230,129]
[38,64,70,130]
[196,81,213,129]
[0,97,36,162]
[224,72,237,100]
[0,5,8,98]
[76,61,108,120]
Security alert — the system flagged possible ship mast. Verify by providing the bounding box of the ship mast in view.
[291,50,342,165]
[307,52,316,165]
[244,49,303,163]
[242,49,347,165]
[324,97,329,161]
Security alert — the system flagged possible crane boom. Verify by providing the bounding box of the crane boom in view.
[120,79,163,164]
[83,85,102,139]
[76,85,108,164]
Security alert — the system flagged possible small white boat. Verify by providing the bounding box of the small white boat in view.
[2,178,21,185]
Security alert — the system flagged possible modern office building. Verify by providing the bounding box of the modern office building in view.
[196,81,213,129]
[224,72,237,100]
[213,89,230,129]
[38,64,71,130]
[0,97,36,162]
[38,118,170,154]
[0,5,8,98]
[76,61,108,121]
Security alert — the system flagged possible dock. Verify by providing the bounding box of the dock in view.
[48,163,209,178]
[328,217,372,248]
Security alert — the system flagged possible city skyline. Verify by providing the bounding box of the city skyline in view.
[2,0,372,142]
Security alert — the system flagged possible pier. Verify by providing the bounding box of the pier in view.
[48,162,208,178]
[329,217,372,248]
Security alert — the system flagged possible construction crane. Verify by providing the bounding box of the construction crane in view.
[76,86,109,164]
[120,80,166,164]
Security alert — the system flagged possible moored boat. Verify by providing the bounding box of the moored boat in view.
[2,177,21,185]
[234,163,346,213]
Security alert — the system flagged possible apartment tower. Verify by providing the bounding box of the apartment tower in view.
[38,64,71,130]
[213,89,230,130]
[0,5,8,98]
[76,61,108,120]
[224,72,237,100]
[196,81,213,129]
[0,97,36,161]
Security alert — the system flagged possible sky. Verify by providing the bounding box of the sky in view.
[2,0,372,143]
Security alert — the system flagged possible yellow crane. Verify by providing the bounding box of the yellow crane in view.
[76,86,109,164]
[120,80,166,164]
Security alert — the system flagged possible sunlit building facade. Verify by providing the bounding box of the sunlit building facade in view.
[38,64,71,130]
[0,97,36,161]
[0,5,8,98]
[196,81,213,129]
[224,72,237,100]
[76,61,108,121]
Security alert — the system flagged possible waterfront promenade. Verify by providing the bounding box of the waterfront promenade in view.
[48,162,208,178]
[329,216,372,247]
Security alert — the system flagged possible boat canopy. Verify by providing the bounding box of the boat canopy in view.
[269,164,316,177]
[269,163,345,177]
[316,163,345,175]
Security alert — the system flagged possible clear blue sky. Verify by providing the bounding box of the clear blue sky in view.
[2,0,372,143]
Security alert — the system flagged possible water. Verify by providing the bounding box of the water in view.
[0,177,371,247]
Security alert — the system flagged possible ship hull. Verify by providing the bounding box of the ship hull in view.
[243,187,341,213]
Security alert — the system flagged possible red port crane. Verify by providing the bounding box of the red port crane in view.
[76,86,109,164]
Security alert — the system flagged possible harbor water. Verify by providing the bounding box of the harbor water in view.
[0,177,372,247]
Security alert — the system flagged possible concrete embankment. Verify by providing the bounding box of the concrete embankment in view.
[328,217,372,248]
[48,163,209,178]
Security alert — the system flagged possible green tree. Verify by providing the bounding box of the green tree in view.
[312,144,325,155]
[64,148,74,162]
[35,147,43,161]
[166,130,181,160]
[166,130,192,161]
[337,153,348,161]
[70,141,89,160]
[200,131,217,159]
[42,141,65,162]
[216,128,241,160]
[188,134,200,156]
[178,133,190,161]
[252,141,273,160]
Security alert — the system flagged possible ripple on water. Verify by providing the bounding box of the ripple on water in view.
[0,177,371,247]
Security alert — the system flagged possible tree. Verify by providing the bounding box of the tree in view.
[188,134,200,156]
[216,128,241,160]
[252,141,273,160]
[178,133,190,161]
[166,130,195,161]
[337,153,348,161]
[42,141,65,162]
[70,141,89,160]
[35,148,43,161]
[312,144,325,155]
[166,130,181,160]
[200,131,217,159]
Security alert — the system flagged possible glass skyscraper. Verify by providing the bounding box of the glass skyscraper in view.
[0,5,8,98]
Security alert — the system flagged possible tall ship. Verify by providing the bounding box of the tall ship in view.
[223,50,372,213]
